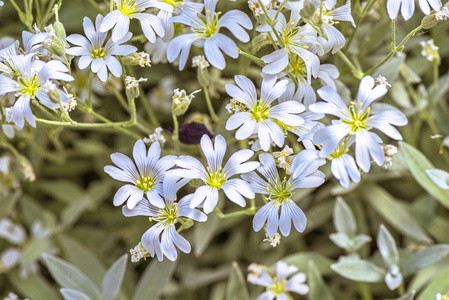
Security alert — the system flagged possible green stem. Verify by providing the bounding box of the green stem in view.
[356,282,373,300]
[365,25,423,75]
[202,85,219,123]
[345,0,378,51]
[336,51,364,79]
[238,48,265,66]
[398,281,405,296]
[172,113,180,153]
[213,206,258,219]
[87,72,94,109]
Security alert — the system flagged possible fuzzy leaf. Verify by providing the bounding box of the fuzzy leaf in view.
[42,254,102,300]
[102,254,128,300]
[426,169,449,190]
[308,260,334,300]
[331,258,386,282]
[61,289,92,300]
[400,142,449,209]
[377,225,399,267]
[284,252,334,275]
[133,259,177,300]
[403,245,449,276]
[226,262,250,300]
[333,197,357,237]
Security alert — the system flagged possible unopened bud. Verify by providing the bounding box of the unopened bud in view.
[172,88,201,116]
[17,155,35,182]
[125,76,147,99]
[122,52,151,67]
[41,81,61,103]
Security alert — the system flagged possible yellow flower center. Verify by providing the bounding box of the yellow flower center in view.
[91,48,105,59]
[117,0,141,18]
[250,100,270,122]
[205,170,226,188]
[267,179,292,205]
[18,74,41,97]
[136,175,155,192]
[342,104,370,134]
[153,204,179,228]
[330,141,349,159]
[270,279,286,295]
[193,14,219,39]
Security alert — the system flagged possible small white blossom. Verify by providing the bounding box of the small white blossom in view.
[420,39,440,62]
[172,88,201,116]
[192,55,210,69]
[247,263,263,283]
[225,99,247,114]
[143,127,166,145]
[382,144,398,169]
[263,232,281,247]
[0,219,26,245]
[64,93,77,112]
[375,75,391,87]
[436,293,449,300]
[104,139,176,209]
[435,6,449,20]
[125,76,147,99]
[169,134,260,214]
[136,51,151,67]
[66,15,137,82]
[249,261,309,299]
[130,242,150,263]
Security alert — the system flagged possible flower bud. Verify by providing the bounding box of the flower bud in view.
[122,52,151,67]
[17,155,35,182]
[125,76,147,99]
[171,88,200,116]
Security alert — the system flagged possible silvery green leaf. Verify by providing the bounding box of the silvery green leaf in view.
[377,225,399,267]
[416,265,449,300]
[21,238,51,264]
[401,63,421,84]
[60,288,92,300]
[102,254,128,300]
[395,291,415,300]
[308,260,334,300]
[435,72,449,102]
[426,169,449,190]
[194,204,220,256]
[391,81,412,108]
[364,185,432,244]
[283,252,334,275]
[225,262,250,300]
[333,197,356,237]
[403,245,449,276]
[329,232,352,250]
[331,258,386,282]
[352,235,372,251]
[8,269,59,300]
[133,259,177,300]
[373,52,404,84]
[400,142,449,209]
[42,254,102,300]
[385,268,402,290]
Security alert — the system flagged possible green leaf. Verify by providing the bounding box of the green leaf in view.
[331,258,386,282]
[333,197,356,236]
[308,260,334,300]
[400,142,449,208]
[194,207,220,256]
[57,234,106,287]
[0,191,20,219]
[8,269,59,300]
[133,259,177,300]
[21,238,51,264]
[283,252,335,275]
[42,253,102,300]
[102,254,128,300]
[36,180,85,203]
[426,169,449,190]
[403,245,449,276]
[225,262,250,300]
[61,288,92,300]
[417,265,449,300]
[364,185,432,244]
[396,291,415,300]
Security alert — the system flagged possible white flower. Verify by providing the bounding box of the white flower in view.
[242,152,325,237]
[249,261,309,300]
[0,249,21,272]
[167,0,253,70]
[329,141,361,188]
[192,55,210,69]
[130,242,150,263]
[310,76,408,173]
[435,5,449,20]
[387,0,442,21]
[66,15,137,82]
[169,134,260,214]
[125,76,147,99]
[100,0,168,42]
[104,139,176,209]
[313,1,356,54]
[436,293,449,300]
[420,39,439,62]
[375,75,391,87]
[263,232,281,247]
[257,11,321,81]
[172,88,201,116]
[225,75,305,152]
[122,176,207,261]
[0,54,73,128]
[143,127,166,144]
[0,219,26,245]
